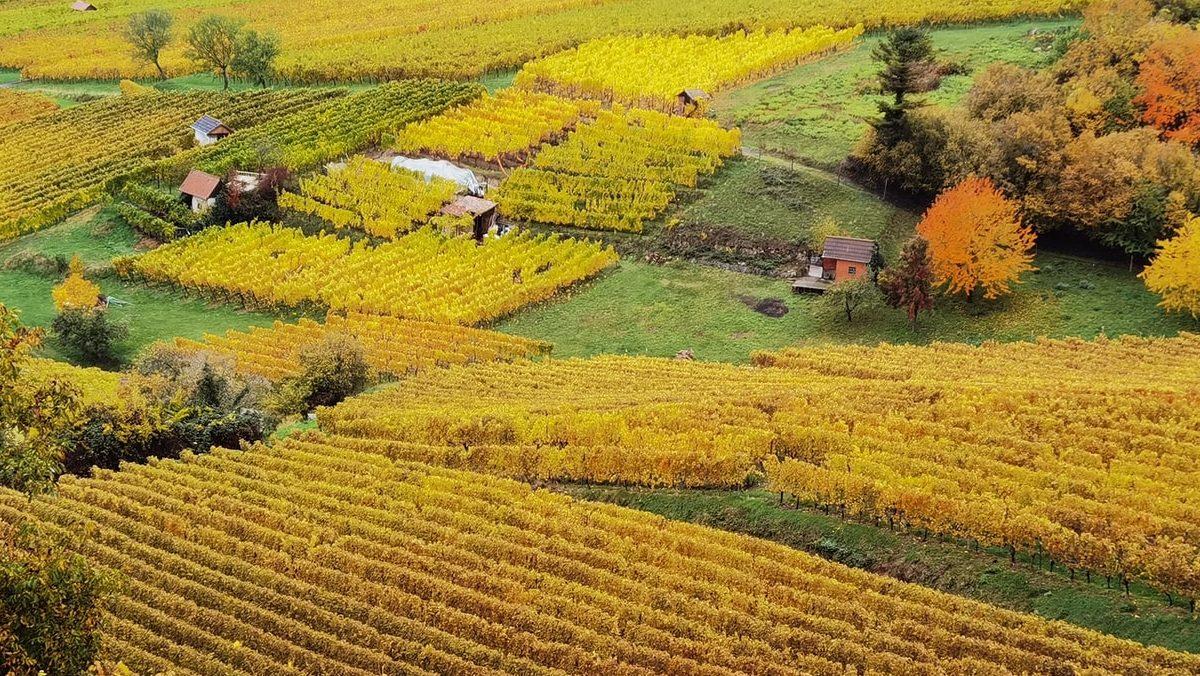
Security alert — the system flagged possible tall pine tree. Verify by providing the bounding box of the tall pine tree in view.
[871,27,935,145]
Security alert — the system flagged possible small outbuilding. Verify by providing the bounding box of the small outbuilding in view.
[70,1,96,10]
[820,236,875,282]
[440,195,498,241]
[191,115,234,146]
[676,89,711,117]
[179,170,222,213]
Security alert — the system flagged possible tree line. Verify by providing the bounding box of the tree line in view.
[124,10,280,89]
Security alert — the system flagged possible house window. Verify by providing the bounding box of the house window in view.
[848,266,857,275]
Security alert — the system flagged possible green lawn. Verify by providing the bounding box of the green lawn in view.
[495,254,1196,363]
[563,486,1200,654]
[0,206,291,366]
[677,156,916,252]
[713,17,1078,168]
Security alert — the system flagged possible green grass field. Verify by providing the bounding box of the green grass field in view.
[496,253,1196,363]
[563,486,1200,654]
[0,206,291,365]
[677,156,916,252]
[713,17,1078,168]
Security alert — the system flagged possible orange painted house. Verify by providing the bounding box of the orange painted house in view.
[820,236,876,283]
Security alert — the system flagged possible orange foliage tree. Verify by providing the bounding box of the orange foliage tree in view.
[917,176,1036,299]
[1136,30,1200,147]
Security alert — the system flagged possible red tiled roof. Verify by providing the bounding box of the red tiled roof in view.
[179,169,221,199]
[822,236,875,264]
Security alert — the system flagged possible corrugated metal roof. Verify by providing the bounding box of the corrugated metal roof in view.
[179,170,222,199]
[441,195,497,217]
[679,89,710,100]
[821,236,875,264]
[192,115,226,135]
[70,1,96,10]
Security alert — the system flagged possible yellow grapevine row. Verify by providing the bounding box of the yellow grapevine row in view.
[0,89,55,127]
[152,80,482,181]
[515,26,863,111]
[393,89,599,166]
[116,221,619,325]
[1,432,1193,674]
[173,311,551,382]
[0,88,337,241]
[317,335,1200,602]
[0,0,1082,81]
[494,106,740,232]
[278,157,459,240]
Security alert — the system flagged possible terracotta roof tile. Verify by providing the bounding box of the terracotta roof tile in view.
[179,170,221,199]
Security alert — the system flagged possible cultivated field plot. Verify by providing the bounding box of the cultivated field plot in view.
[173,312,551,382]
[117,222,619,324]
[394,90,599,165]
[278,157,460,240]
[515,26,862,111]
[0,0,1082,81]
[1,433,1196,675]
[320,334,1200,602]
[494,107,741,232]
[0,88,55,126]
[0,89,336,240]
[155,80,482,179]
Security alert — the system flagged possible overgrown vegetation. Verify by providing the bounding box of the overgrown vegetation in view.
[0,524,113,676]
[853,0,1200,267]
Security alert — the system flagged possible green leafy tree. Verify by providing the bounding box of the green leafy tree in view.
[0,305,78,497]
[878,236,935,329]
[51,309,128,367]
[871,27,935,145]
[186,15,244,90]
[1,523,114,675]
[268,333,370,414]
[822,276,881,322]
[123,10,173,79]
[232,29,280,87]
[869,241,886,285]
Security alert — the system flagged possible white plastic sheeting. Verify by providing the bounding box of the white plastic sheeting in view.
[389,156,485,196]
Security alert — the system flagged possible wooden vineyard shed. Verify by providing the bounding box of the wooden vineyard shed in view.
[676,89,710,117]
[820,236,875,282]
[179,170,222,213]
[191,115,234,146]
[440,195,498,241]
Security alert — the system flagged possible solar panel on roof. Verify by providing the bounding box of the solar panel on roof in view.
[191,115,224,134]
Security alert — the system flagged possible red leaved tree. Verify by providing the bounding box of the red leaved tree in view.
[1135,31,1200,147]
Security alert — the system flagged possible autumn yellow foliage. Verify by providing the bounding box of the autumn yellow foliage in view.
[1142,214,1200,316]
[1,432,1198,673]
[51,256,100,312]
[917,176,1036,299]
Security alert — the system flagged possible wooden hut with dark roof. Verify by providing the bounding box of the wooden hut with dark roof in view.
[676,89,711,117]
[820,236,875,282]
